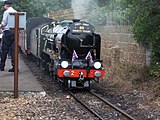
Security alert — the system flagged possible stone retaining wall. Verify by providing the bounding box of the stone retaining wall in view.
[95,26,146,68]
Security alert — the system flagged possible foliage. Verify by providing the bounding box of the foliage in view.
[12,0,37,18]
[88,1,108,25]
[45,0,71,12]
[0,0,71,19]
[149,63,160,77]
[88,0,130,25]
[123,0,160,76]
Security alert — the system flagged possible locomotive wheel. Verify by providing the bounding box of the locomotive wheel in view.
[52,68,58,81]
[36,59,41,67]
[31,55,37,62]
[49,71,53,77]
[63,79,67,86]
[54,74,58,81]
[62,79,69,88]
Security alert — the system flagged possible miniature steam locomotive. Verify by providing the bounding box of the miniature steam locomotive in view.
[19,17,105,89]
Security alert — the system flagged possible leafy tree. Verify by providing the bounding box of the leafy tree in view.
[88,1,108,25]
[0,0,71,19]
[12,0,36,18]
[44,0,71,12]
[123,0,160,76]
[88,0,130,25]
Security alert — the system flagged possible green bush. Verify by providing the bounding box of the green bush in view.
[125,0,160,76]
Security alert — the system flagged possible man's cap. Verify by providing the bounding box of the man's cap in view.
[3,0,13,5]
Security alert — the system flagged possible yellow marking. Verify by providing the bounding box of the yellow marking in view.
[83,23,89,26]
[75,23,81,26]
[80,26,85,30]
[72,30,82,32]
[83,30,91,33]
[71,71,75,76]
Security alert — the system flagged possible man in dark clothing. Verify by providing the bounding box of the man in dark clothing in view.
[0,1,17,72]
[0,33,2,60]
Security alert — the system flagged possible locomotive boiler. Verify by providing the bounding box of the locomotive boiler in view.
[20,17,105,89]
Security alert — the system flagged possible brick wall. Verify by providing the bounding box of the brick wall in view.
[48,9,147,75]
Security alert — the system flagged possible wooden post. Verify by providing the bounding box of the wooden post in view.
[9,12,26,98]
[14,13,19,98]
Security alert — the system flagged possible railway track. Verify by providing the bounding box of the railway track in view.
[68,90,135,120]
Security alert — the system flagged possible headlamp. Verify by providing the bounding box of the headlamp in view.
[61,61,69,68]
[94,62,101,69]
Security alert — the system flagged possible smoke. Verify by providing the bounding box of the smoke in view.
[71,0,91,20]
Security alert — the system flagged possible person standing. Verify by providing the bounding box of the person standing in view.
[0,32,2,62]
[0,0,17,72]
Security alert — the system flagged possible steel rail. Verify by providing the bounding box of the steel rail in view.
[68,91,104,120]
[90,90,136,120]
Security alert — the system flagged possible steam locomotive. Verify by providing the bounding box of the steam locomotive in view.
[19,17,105,89]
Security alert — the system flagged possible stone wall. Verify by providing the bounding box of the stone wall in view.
[48,8,90,20]
[95,26,146,68]
[48,9,74,20]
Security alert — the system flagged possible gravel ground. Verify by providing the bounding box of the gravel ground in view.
[0,91,95,120]
[0,55,160,120]
[92,81,160,120]
[0,56,97,120]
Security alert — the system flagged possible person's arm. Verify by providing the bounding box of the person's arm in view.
[0,11,8,28]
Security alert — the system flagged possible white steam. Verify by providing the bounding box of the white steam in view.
[71,0,91,20]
